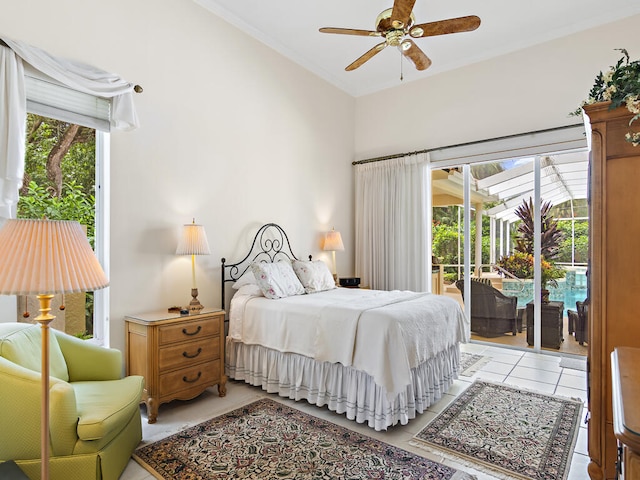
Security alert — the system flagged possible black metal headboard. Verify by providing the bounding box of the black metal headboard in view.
[220,223,310,310]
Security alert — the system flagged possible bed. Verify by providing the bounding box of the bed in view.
[222,223,469,431]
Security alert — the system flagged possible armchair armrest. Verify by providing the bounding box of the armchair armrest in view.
[0,357,78,459]
[54,332,122,381]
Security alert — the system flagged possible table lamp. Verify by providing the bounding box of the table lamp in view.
[176,218,210,312]
[0,219,109,480]
[323,227,344,284]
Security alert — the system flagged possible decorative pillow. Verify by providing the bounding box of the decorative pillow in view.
[251,261,305,299]
[292,259,336,293]
[232,269,257,289]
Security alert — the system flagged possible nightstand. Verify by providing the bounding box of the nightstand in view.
[124,308,226,423]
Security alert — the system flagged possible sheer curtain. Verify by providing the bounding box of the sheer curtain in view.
[355,152,429,291]
[0,37,139,220]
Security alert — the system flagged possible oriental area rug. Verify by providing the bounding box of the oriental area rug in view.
[134,398,474,480]
[412,380,583,480]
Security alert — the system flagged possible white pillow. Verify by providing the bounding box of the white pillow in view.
[251,261,305,299]
[235,283,263,297]
[232,269,257,289]
[292,260,336,293]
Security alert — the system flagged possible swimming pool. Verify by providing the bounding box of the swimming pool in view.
[502,268,587,317]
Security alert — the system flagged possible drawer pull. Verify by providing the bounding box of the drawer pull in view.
[182,348,202,359]
[183,372,202,383]
[182,325,202,336]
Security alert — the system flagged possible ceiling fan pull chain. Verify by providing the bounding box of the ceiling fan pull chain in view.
[400,51,404,81]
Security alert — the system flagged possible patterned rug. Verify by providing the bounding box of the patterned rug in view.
[134,398,474,479]
[412,381,582,480]
[459,352,491,377]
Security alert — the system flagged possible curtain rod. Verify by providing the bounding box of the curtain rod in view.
[351,123,584,166]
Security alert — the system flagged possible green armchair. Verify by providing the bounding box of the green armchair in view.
[0,322,144,480]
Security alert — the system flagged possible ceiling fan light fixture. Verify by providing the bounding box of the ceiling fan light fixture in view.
[319,0,479,72]
[409,26,424,37]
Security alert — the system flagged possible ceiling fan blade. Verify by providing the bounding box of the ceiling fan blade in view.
[319,27,381,37]
[390,0,417,29]
[409,15,481,38]
[400,39,432,71]
[345,42,387,71]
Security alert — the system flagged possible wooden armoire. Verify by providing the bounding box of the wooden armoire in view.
[584,102,640,480]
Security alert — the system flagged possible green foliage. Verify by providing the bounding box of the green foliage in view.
[23,114,95,197]
[497,251,534,279]
[497,252,564,288]
[574,48,640,146]
[432,222,460,265]
[18,180,96,246]
[557,220,589,264]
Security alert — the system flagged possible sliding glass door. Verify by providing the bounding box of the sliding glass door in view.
[430,151,588,356]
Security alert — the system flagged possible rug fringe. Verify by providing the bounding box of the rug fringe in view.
[132,454,165,480]
[408,440,526,480]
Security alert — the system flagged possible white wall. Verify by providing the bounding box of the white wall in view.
[354,14,640,160]
[0,0,355,351]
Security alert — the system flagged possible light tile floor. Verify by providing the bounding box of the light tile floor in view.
[121,343,589,480]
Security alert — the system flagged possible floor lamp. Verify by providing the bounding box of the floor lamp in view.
[323,227,344,285]
[176,218,210,312]
[0,219,108,480]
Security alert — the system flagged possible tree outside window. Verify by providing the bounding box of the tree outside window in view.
[18,113,97,338]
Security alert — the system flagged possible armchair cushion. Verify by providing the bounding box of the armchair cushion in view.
[74,376,143,441]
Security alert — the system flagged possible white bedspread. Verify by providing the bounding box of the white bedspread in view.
[229,288,468,398]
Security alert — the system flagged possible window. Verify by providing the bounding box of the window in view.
[18,73,110,344]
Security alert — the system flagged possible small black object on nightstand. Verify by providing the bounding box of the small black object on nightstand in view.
[339,277,361,288]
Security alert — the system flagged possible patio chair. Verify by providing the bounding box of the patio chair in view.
[575,299,589,345]
[456,278,518,337]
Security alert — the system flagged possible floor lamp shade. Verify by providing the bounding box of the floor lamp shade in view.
[0,219,109,295]
[176,219,210,311]
[0,218,108,480]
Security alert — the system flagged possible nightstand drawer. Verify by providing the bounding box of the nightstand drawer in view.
[159,359,220,395]
[159,338,218,370]
[158,317,219,344]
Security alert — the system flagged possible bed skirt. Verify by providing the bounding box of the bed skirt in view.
[225,338,461,431]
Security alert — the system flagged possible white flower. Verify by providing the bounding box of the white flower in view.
[626,95,640,114]
[626,132,640,147]
[602,69,614,84]
[603,85,618,100]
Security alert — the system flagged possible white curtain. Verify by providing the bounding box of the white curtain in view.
[355,153,429,291]
[0,45,25,219]
[0,36,139,219]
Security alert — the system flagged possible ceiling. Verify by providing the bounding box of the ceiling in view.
[194,0,640,97]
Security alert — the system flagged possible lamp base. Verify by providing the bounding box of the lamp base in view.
[189,288,204,313]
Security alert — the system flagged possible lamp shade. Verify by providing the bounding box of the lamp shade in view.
[0,219,109,295]
[323,228,344,252]
[176,220,211,255]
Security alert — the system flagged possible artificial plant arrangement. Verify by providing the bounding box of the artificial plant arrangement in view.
[574,48,640,146]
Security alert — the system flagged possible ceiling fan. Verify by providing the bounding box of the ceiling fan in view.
[319,0,481,72]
